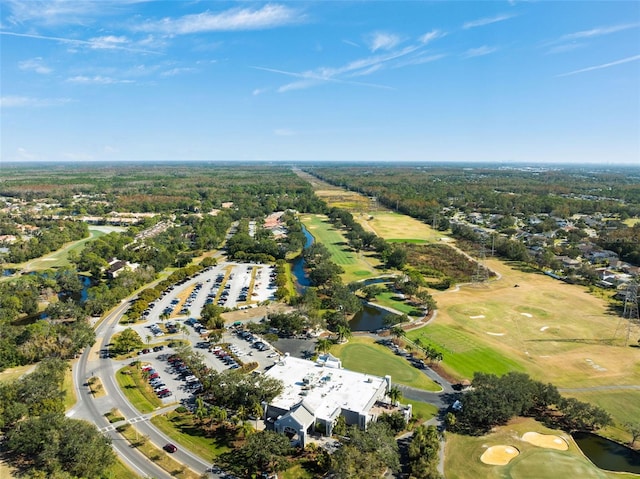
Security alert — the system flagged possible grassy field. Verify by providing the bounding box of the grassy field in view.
[354,210,444,243]
[404,396,439,421]
[118,423,200,479]
[445,417,636,479]
[115,365,163,414]
[374,291,421,316]
[329,337,440,391]
[151,411,232,461]
[11,226,124,273]
[63,365,76,410]
[300,214,381,282]
[0,364,34,382]
[406,323,526,380]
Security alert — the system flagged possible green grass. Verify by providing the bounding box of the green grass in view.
[115,365,163,414]
[118,424,200,479]
[406,323,526,380]
[279,462,317,479]
[374,291,421,315]
[150,411,232,460]
[63,366,77,410]
[563,390,640,447]
[330,337,440,391]
[0,364,34,383]
[387,238,429,244]
[403,397,439,421]
[106,459,141,479]
[445,417,636,479]
[300,214,381,283]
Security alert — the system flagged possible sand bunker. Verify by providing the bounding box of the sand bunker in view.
[470,315,486,319]
[486,332,505,336]
[540,326,549,331]
[480,445,520,465]
[520,313,533,318]
[522,432,568,450]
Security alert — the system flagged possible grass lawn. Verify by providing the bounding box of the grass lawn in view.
[404,397,439,421]
[445,417,636,479]
[115,365,163,414]
[63,365,77,410]
[0,364,34,383]
[563,389,640,447]
[374,291,421,316]
[105,459,141,479]
[300,214,381,282]
[406,323,526,380]
[330,337,440,391]
[118,424,200,479]
[150,411,232,461]
[15,227,113,272]
[354,210,444,243]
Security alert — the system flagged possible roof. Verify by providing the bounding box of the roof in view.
[265,356,387,422]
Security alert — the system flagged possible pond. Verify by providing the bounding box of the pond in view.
[350,303,395,332]
[572,431,640,474]
[291,225,313,293]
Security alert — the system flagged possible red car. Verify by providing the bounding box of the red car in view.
[163,443,177,453]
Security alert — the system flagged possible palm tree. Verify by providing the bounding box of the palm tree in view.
[195,397,207,426]
[236,404,248,422]
[238,420,254,439]
[388,386,401,407]
[315,338,332,354]
[250,401,264,429]
[390,326,405,340]
[336,324,352,343]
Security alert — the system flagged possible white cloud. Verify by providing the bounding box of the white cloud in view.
[0,31,162,54]
[367,31,401,52]
[558,54,640,77]
[0,95,71,107]
[559,23,639,42]
[88,35,128,50]
[18,57,52,74]
[419,29,445,45]
[342,39,360,48]
[256,37,448,93]
[462,46,498,58]
[160,67,196,77]
[463,13,516,29]
[252,87,269,96]
[547,43,585,54]
[137,4,301,34]
[66,75,134,84]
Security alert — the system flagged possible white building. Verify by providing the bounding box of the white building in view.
[263,354,393,447]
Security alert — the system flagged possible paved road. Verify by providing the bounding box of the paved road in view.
[68,299,218,479]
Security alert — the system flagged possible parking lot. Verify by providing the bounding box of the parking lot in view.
[121,261,316,406]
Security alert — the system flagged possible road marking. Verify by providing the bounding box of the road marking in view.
[128,416,148,424]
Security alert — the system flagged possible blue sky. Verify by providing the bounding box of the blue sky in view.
[1,1,639,164]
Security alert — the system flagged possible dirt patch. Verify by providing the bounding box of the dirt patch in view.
[480,445,520,465]
[522,431,568,450]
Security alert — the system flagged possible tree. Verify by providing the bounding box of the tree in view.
[390,326,405,341]
[332,422,400,478]
[315,338,333,354]
[112,328,143,355]
[407,425,442,479]
[6,413,115,478]
[336,324,352,343]
[387,386,401,407]
[238,430,292,475]
[625,422,640,447]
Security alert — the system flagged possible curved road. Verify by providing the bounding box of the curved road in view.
[68,299,216,479]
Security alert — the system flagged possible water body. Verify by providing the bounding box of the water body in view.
[350,303,394,332]
[572,431,640,474]
[291,225,313,293]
